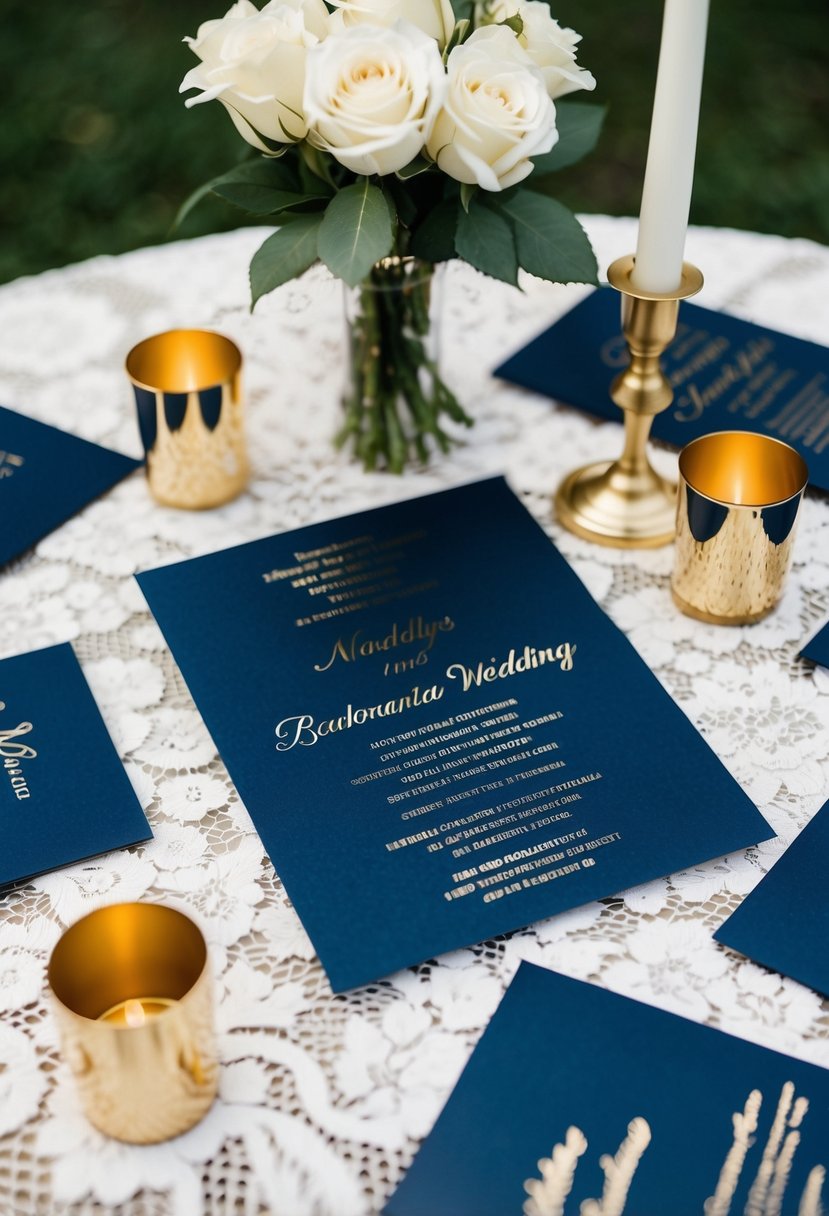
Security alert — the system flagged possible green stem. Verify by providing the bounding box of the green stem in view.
[340,258,472,473]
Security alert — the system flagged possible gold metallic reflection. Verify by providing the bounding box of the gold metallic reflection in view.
[679,431,808,507]
[48,904,218,1143]
[126,329,248,510]
[555,255,704,549]
[672,432,807,625]
[49,903,206,1019]
[125,328,241,394]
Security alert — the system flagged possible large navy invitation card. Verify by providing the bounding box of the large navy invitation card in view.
[801,620,829,669]
[387,963,829,1216]
[715,799,829,998]
[496,288,829,492]
[0,643,152,887]
[137,478,771,992]
[1,404,141,567]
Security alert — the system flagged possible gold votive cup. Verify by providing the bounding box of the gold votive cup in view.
[671,431,808,625]
[126,328,248,509]
[48,903,218,1144]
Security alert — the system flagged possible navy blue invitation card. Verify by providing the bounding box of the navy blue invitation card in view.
[137,478,771,992]
[387,963,829,1216]
[0,643,152,887]
[715,799,829,998]
[801,620,829,668]
[496,288,829,492]
[1,404,141,567]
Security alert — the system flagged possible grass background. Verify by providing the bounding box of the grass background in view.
[3,0,827,286]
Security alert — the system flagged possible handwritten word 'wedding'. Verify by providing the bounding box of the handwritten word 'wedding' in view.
[275,642,577,751]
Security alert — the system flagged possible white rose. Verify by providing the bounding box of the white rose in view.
[180,0,329,150]
[479,1,596,98]
[426,26,558,191]
[328,0,456,48]
[303,23,446,176]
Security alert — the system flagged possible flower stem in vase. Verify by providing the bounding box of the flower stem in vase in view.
[337,257,473,474]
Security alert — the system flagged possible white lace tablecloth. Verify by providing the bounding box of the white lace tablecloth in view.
[1,215,828,1216]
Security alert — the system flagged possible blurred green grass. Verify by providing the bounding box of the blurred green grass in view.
[2,0,827,286]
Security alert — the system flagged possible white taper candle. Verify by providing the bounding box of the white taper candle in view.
[631,0,710,294]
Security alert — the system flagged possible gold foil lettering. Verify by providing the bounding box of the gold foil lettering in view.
[313,615,455,672]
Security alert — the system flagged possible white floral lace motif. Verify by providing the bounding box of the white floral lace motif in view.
[1,217,828,1215]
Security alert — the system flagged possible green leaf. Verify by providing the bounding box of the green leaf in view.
[208,159,318,214]
[395,156,434,181]
[455,198,518,286]
[444,17,471,55]
[529,103,607,175]
[217,184,326,214]
[299,145,337,192]
[317,180,394,287]
[450,0,474,20]
[390,181,419,229]
[460,183,476,214]
[495,191,598,284]
[249,214,322,309]
[172,178,220,232]
[382,187,399,232]
[497,14,523,35]
[411,198,458,262]
[220,157,299,192]
[174,158,311,226]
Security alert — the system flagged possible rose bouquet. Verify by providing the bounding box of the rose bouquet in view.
[180,0,603,471]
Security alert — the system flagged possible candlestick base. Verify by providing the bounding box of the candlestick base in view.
[555,254,704,549]
[555,458,676,549]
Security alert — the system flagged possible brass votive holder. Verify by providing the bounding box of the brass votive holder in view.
[48,903,218,1144]
[126,328,248,509]
[555,254,704,548]
[671,430,808,624]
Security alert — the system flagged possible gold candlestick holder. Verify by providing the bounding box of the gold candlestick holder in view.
[555,254,704,548]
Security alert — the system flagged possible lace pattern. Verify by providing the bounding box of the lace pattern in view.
[1,216,828,1215]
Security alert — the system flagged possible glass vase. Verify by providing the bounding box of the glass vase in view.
[338,256,472,473]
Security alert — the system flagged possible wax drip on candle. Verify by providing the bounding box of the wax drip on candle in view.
[631,0,710,294]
